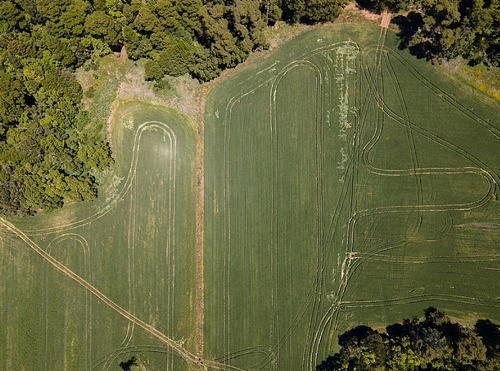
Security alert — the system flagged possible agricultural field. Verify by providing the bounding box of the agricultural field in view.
[0,20,498,371]
[204,22,500,370]
[0,102,200,369]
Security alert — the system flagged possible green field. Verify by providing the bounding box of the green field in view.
[204,23,500,370]
[0,102,199,369]
[0,22,499,370]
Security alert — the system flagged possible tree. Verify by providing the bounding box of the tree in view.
[0,71,27,124]
[357,0,411,13]
[122,25,142,59]
[393,0,499,66]
[133,7,160,33]
[157,40,193,76]
[302,0,343,24]
[0,0,22,30]
[198,4,244,69]
[36,0,70,21]
[175,0,202,31]
[317,308,500,370]
[261,0,282,25]
[59,0,89,36]
[84,10,120,47]
[188,44,221,82]
[0,0,117,216]
[65,175,97,202]
[155,0,181,29]
[119,356,138,371]
[144,59,164,80]
[280,0,343,24]
[77,140,114,172]
[230,0,267,52]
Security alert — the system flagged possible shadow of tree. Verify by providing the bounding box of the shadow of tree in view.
[119,355,137,371]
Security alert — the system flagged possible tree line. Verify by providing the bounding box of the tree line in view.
[358,0,499,66]
[0,0,497,216]
[317,307,500,370]
[0,0,349,216]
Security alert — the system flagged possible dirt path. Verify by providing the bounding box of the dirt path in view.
[195,85,212,359]
[380,10,391,29]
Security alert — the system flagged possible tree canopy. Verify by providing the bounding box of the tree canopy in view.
[0,0,497,216]
[358,0,499,66]
[317,307,500,370]
[0,0,115,216]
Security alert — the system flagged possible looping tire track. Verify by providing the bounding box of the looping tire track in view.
[309,19,499,370]
[19,121,176,236]
[44,233,91,370]
[218,41,359,370]
[1,120,245,371]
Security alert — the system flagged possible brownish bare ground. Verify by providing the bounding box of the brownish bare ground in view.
[344,2,382,21]
[195,84,213,359]
[380,10,392,29]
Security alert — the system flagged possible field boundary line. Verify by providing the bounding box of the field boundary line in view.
[196,85,212,358]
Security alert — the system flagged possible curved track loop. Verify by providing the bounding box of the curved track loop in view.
[218,40,368,370]
[306,25,499,370]
[5,23,497,370]
[20,121,177,236]
[217,41,359,370]
[216,29,499,369]
[100,121,177,370]
[44,233,92,370]
[270,58,324,371]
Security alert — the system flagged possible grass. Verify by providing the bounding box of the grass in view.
[204,22,500,370]
[441,57,500,101]
[0,101,198,369]
[0,19,499,371]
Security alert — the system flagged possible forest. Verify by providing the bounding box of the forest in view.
[317,308,500,370]
[0,0,498,216]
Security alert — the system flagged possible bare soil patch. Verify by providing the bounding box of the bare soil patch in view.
[344,2,381,21]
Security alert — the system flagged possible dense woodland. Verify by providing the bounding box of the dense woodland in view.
[381,0,499,66]
[317,307,500,370]
[0,0,498,216]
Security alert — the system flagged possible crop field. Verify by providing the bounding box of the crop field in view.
[0,21,498,371]
[0,102,200,369]
[204,23,500,370]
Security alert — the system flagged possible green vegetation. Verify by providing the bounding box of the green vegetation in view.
[1,0,497,216]
[358,0,499,67]
[0,2,499,370]
[204,23,499,370]
[0,102,198,369]
[0,0,268,216]
[317,307,500,370]
[397,0,499,66]
[0,0,115,216]
[279,0,344,24]
[357,0,410,13]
